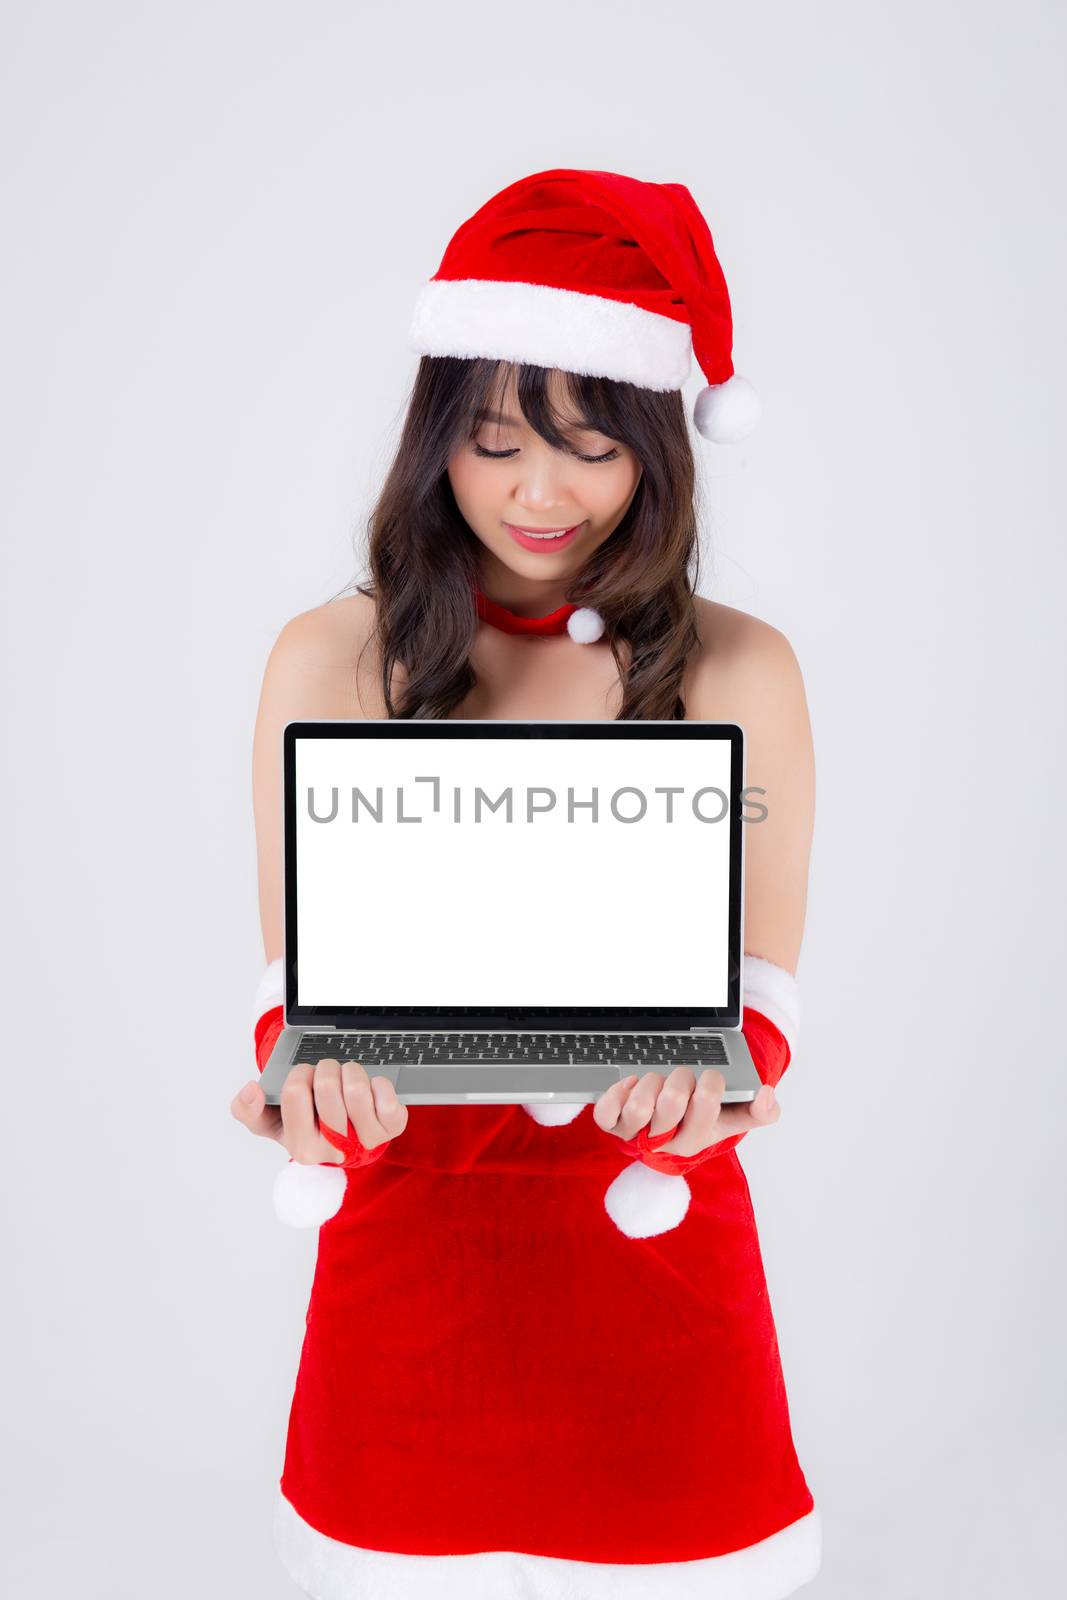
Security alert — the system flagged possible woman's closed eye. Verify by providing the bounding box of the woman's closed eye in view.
[471,441,621,465]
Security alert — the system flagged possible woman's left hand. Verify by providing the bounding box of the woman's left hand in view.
[593,1066,780,1158]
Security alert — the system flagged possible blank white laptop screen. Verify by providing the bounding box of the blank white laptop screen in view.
[294,734,734,1008]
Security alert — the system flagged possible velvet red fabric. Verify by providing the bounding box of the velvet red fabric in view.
[472,585,580,637]
[252,1006,814,1563]
[429,167,734,383]
[254,1006,284,1074]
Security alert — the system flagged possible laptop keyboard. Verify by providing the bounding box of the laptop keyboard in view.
[291,1032,728,1069]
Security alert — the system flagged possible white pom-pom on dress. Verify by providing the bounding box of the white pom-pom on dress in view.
[273,1160,347,1228]
[604,1162,692,1239]
[521,1102,585,1126]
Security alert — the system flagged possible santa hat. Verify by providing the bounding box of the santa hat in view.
[252,954,798,1238]
[408,166,761,447]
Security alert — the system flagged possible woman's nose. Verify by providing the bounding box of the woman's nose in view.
[512,458,578,511]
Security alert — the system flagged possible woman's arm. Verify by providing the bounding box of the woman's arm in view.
[685,599,816,975]
[243,595,400,1225]
[251,595,379,964]
[588,604,816,1219]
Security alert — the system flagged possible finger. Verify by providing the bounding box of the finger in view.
[654,1067,727,1157]
[665,1081,780,1153]
[592,1074,640,1132]
[648,1066,697,1138]
[752,1083,780,1122]
[341,1061,397,1152]
[312,1059,353,1160]
[370,1075,409,1139]
[230,1080,284,1142]
[279,1061,323,1162]
[613,1071,665,1141]
[710,1084,781,1139]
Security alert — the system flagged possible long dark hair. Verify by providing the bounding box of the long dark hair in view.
[331,357,705,719]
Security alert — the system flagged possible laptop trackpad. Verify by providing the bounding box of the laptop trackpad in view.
[395,1065,619,1095]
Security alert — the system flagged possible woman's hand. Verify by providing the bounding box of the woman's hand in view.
[593,1066,779,1158]
[230,1060,409,1164]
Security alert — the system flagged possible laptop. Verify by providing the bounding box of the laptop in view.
[259,719,763,1106]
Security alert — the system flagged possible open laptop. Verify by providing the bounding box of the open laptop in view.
[259,719,763,1106]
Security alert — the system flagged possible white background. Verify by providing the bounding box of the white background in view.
[1,2,1063,1595]
[295,734,733,1005]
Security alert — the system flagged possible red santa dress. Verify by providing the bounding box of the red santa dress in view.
[249,953,822,1599]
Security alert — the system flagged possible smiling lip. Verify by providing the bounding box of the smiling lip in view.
[505,522,584,552]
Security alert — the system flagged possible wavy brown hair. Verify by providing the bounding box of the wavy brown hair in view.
[331,356,705,719]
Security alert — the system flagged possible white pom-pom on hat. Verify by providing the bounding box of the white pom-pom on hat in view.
[693,374,761,444]
[604,1162,692,1239]
[273,1160,347,1228]
[566,607,606,644]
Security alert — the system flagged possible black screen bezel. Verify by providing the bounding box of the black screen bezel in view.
[282,719,745,1030]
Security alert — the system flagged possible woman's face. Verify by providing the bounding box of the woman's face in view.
[446,368,642,599]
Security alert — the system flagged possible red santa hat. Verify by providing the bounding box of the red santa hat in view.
[408,166,761,447]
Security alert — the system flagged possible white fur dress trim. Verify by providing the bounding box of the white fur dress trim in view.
[274,1488,822,1600]
[410,277,693,391]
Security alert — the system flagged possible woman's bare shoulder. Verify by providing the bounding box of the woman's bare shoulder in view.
[278,591,378,660]
[689,593,799,669]
[268,591,386,718]
[685,596,807,716]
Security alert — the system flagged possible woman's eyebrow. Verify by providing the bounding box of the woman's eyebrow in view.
[473,408,521,426]
[473,407,597,432]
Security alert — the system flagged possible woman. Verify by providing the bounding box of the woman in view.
[233,168,821,1599]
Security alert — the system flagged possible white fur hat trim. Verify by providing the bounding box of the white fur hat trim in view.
[409,277,692,391]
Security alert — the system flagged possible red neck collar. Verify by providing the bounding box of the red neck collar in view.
[473,586,579,638]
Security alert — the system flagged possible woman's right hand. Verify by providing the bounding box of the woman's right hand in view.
[230,1059,409,1164]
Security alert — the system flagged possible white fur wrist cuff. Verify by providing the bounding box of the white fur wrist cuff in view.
[252,956,284,1032]
[741,955,800,1057]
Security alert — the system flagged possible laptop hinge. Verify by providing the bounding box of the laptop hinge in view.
[690,1026,721,1033]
